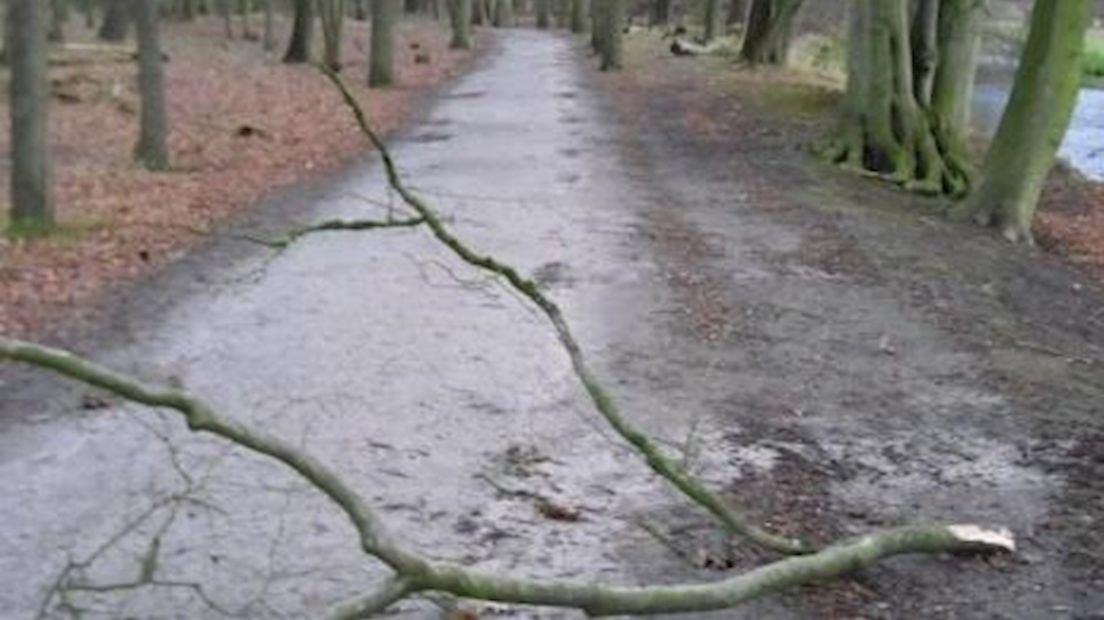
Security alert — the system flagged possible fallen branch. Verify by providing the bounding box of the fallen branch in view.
[319,66,810,556]
[0,337,1014,618]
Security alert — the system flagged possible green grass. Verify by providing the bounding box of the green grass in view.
[1084,29,1104,79]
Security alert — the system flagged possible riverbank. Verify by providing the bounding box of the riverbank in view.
[0,16,475,337]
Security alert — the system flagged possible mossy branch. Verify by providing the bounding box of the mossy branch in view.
[1,334,1014,618]
[317,65,811,556]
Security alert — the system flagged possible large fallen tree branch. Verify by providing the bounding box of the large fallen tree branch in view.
[0,337,1014,618]
[318,67,811,556]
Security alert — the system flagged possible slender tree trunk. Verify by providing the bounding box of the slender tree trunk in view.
[98,0,131,41]
[8,0,53,231]
[448,0,472,48]
[318,0,346,71]
[536,0,549,28]
[703,0,721,42]
[571,0,586,33]
[651,0,669,27]
[955,0,1092,243]
[599,0,623,70]
[369,0,400,87]
[283,0,314,63]
[48,0,68,43]
[472,0,485,25]
[493,0,513,27]
[217,0,233,39]
[132,0,169,171]
[239,0,256,40]
[262,0,276,50]
[727,0,747,28]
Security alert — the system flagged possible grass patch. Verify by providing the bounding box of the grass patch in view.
[4,216,105,242]
[1084,29,1104,80]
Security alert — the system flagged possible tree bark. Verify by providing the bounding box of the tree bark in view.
[820,0,970,196]
[536,0,550,28]
[703,0,721,42]
[447,0,473,48]
[599,0,623,70]
[909,0,939,106]
[727,0,747,27]
[7,0,53,232]
[283,0,314,63]
[262,0,276,50]
[570,0,586,33]
[930,0,983,139]
[739,0,802,65]
[98,0,131,41]
[651,0,669,27]
[955,0,1092,243]
[48,0,68,43]
[132,0,169,171]
[318,0,346,71]
[369,0,401,87]
[493,0,513,27]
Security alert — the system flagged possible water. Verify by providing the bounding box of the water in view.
[972,66,1104,181]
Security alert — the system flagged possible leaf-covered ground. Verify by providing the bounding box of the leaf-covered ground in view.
[0,15,472,336]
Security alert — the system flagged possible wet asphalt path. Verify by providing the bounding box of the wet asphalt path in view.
[0,31,755,619]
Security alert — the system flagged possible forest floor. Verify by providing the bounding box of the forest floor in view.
[1,27,1102,620]
[0,15,473,336]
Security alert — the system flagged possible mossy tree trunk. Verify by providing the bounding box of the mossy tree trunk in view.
[369,0,401,87]
[954,0,1092,243]
[930,0,984,139]
[283,0,314,62]
[318,0,346,71]
[8,0,53,233]
[727,0,747,28]
[909,0,939,106]
[447,0,472,48]
[599,0,623,70]
[739,0,802,65]
[821,0,971,196]
[133,0,170,171]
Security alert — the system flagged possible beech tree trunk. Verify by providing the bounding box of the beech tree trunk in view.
[8,0,52,232]
[703,0,721,42]
[493,0,513,27]
[98,0,130,41]
[740,0,802,65]
[910,0,939,106]
[447,0,472,48]
[930,0,984,140]
[599,0,623,70]
[571,0,586,33]
[133,0,169,171]
[318,0,346,71]
[283,0,314,63]
[955,0,1092,243]
[536,0,549,28]
[369,0,401,87]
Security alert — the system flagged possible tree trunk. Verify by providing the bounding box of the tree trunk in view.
[536,0,549,28]
[132,0,169,171]
[448,0,472,48]
[369,0,400,87]
[909,0,939,106]
[820,0,969,196]
[283,0,314,63]
[48,0,68,43]
[571,0,586,33]
[262,0,276,50]
[651,0,669,27]
[740,0,802,65]
[472,0,485,25]
[8,0,53,232]
[955,0,1092,243]
[703,0,721,42]
[217,0,233,39]
[239,0,256,40]
[727,0,747,28]
[98,0,131,41]
[493,0,512,27]
[319,0,346,71]
[930,0,983,139]
[599,0,623,70]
